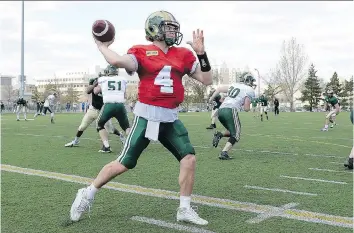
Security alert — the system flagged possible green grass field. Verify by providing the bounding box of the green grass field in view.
[1,111,353,233]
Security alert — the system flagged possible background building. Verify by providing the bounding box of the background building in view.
[34,66,140,102]
[0,75,16,102]
[35,70,93,102]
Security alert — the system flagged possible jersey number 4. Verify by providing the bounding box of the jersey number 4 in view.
[227,86,240,98]
[154,65,173,93]
[108,81,122,91]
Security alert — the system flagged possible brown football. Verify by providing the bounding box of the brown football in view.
[92,20,115,42]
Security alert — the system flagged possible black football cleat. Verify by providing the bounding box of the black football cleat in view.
[99,145,112,153]
[218,151,233,160]
[344,158,353,170]
[212,131,223,148]
[206,124,216,129]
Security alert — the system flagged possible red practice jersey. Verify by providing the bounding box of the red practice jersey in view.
[127,44,197,109]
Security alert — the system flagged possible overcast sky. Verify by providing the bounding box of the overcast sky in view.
[1,1,353,84]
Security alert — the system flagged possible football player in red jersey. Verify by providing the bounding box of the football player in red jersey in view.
[70,11,212,225]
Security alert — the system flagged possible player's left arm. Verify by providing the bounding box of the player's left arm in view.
[183,49,212,85]
[87,79,98,94]
[185,30,212,86]
[93,78,102,95]
[93,86,101,95]
[209,85,229,103]
[243,97,251,112]
[190,65,212,86]
[244,90,256,112]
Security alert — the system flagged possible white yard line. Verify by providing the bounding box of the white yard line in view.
[305,154,340,158]
[308,168,353,174]
[329,162,345,165]
[130,216,216,233]
[246,203,299,224]
[1,164,352,228]
[7,133,346,159]
[245,133,351,148]
[244,185,318,197]
[280,175,348,185]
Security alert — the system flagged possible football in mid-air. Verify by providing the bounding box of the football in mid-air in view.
[92,20,115,42]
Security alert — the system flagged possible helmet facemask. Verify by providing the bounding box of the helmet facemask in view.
[239,73,256,87]
[160,21,183,46]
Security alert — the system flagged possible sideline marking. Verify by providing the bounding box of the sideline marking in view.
[280,175,348,185]
[130,216,216,233]
[244,185,318,197]
[1,164,352,228]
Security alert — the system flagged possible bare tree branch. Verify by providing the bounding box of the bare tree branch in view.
[273,37,308,111]
[3,84,14,102]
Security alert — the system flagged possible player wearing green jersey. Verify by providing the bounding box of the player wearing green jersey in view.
[321,89,340,131]
[258,94,269,121]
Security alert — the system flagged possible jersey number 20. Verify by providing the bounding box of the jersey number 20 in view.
[108,81,122,91]
[227,86,240,98]
[154,65,173,93]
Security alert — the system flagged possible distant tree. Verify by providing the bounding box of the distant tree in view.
[31,86,43,102]
[192,80,207,103]
[43,83,58,97]
[184,77,207,103]
[182,77,195,110]
[325,72,343,95]
[3,84,15,103]
[340,76,353,110]
[63,87,80,104]
[212,68,220,85]
[273,37,308,111]
[299,64,322,112]
[264,82,283,99]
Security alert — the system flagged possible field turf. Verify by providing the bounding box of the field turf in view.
[1,111,353,233]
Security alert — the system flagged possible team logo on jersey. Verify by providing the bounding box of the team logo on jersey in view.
[146,50,159,56]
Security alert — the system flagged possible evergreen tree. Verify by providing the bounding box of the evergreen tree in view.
[342,76,353,110]
[299,64,322,112]
[325,72,343,96]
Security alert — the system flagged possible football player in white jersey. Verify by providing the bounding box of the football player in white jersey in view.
[41,92,57,123]
[64,71,126,149]
[209,73,256,160]
[93,65,131,153]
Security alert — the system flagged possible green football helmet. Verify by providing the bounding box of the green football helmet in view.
[239,72,256,87]
[145,10,183,46]
[104,65,118,76]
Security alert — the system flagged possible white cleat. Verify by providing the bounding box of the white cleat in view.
[65,140,80,147]
[177,206,208,225]
[70,188,93,222]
